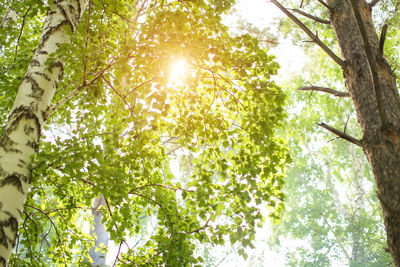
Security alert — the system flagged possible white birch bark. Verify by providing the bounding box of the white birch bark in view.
[1,7,18,28]
[0,1,87,265]
[89,195,109,266]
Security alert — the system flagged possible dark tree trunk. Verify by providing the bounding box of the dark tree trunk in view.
[328,0,400,264]
[272,0,400,264]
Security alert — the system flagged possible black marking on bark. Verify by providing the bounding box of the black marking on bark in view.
[26,140,39,152]
[56,3,75,31]
[39,21,69,50]
[30,59,41,67]
[0,174,25,194]
[50,61,64,81]
[23,74,44,99]
[33,71,51,82]
[38,49,48,55]
[0,165,7,178]
[1,106,42,151]
[0,135,21,153]
[77,0,82,19]
[3,211,13,218]
[0,257,5,266]
[23,124,35,135]
[16,208,22,218]
[68,4,77,22]
[0,215,18,248]
[42,110,48,122]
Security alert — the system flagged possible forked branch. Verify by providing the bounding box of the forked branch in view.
[270,0,345,67]
[298,86,350,97]
[318,122,363,146]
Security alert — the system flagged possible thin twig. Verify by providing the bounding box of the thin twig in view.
[14,7,32,60]
[297,86,350,97]
[102,75,134,115]
[83,1,93,84]
[349,0,390,130]
[318,122,363,146]
[289,9,330,24]
[270,0,344,67]
[46,62,114,117]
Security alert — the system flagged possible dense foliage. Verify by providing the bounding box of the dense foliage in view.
[0,0,288,265]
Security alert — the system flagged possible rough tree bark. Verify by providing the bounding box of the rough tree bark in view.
[0,1,87,265]
[272,0,400,264]
[329,0,400,264]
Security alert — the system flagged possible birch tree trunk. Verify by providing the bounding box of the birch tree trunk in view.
[0,1,87,265]
[89,195,109,266]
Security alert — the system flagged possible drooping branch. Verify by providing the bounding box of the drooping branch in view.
[289,9,330,24]
[317,122,363,146]
[297,86,350,97]
[349,0,390,130]
[270,0,345,67]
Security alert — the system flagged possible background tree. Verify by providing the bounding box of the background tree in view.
[271,0,400,264]
[0,0,288,265]
[270,57,392,265]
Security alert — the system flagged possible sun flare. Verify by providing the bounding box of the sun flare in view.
[168,59,187,86]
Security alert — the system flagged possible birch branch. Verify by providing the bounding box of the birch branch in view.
[46,62,114,117]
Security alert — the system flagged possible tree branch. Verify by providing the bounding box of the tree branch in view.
[270,0,345,67]
[1,7,18,28]
[46,62,114,117]
[349,0,390,130]
[317,122,363,146]
[289,9,330,24]
[14,7,32,59]
[316,0,332,10]
[379,24,387,55]
[369,0,380,7]
[297,86,350,97]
